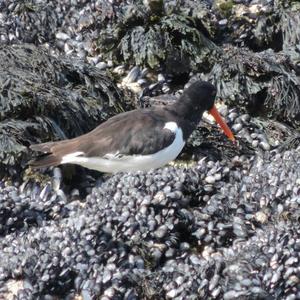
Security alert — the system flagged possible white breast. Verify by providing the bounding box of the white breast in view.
[60,122,185,173]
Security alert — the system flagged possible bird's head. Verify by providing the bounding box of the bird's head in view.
[179,80,235,142]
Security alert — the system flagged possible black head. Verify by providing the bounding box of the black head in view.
[182,81,217,111]
[171,80,235,142]
[172,81,217,121]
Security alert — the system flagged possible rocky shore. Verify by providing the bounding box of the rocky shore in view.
[0,0,299,299]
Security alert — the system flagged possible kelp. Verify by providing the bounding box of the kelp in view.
[280,9,300,67]
[0,44,132,174]
[216,0,300,66]
[97,0,219,74]
[203,46,300,128]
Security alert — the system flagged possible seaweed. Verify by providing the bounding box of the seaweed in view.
[203,46,300,128]
[280,9,300,67]
[97,0,218,74]
[0,44,133,173]
[215,0,300,64]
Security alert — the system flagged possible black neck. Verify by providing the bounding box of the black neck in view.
[162,101,204,141]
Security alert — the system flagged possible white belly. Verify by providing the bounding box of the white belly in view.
[60,122,185,173]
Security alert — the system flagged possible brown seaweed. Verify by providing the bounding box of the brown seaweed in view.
[0,44,133,174]
[202,46,300,128]
[97,0,218,74]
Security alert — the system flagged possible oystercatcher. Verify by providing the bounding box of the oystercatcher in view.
[30,81,235,173]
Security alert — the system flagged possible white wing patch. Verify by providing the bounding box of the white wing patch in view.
[103,152,124,160]
[164,121,178,132]
[59,122,185,173]
[61,151,84,164]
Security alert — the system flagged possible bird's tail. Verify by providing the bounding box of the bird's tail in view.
[29,141,66,168]
[29,137,83,168]
[29,152,62,168]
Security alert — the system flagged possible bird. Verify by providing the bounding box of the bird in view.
[29,81,235,173]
